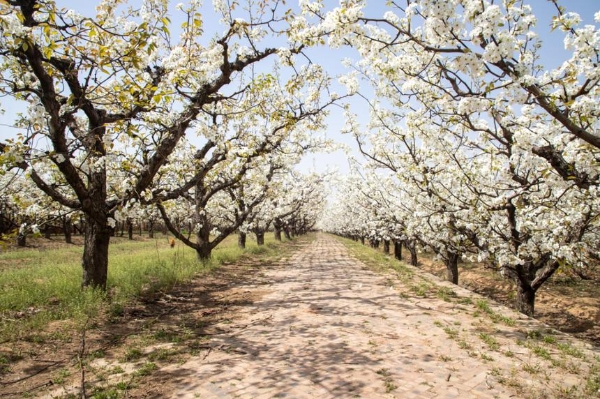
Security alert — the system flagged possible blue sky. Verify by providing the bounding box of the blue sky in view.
[1,0,599,175]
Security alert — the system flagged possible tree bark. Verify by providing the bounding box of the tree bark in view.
[195,215,213,262]
[446,251,459,285]
[127,219,133,240]
[238,232,247,249]
[273,218,282,241]
[16,232,26,247]
[393,240,402,261]
[195,244,212,261]
[81,216,111,289]
[63,217,73,244]
[515,282,535,317]
[406,241,418,266]
[410,249,418,266]
[383,239,390,254]
[284,228,291,240]
[148,219,154,239]
[256,231,265,246]
[360,236,365,245]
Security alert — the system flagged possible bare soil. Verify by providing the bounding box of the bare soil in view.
[417,254,600,346]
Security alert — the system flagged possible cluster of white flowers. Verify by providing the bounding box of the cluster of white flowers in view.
[317,0,600,313]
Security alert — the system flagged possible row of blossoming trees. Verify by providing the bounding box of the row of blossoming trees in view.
[1,0,599,317]
[0,0,335,290]
[317,0,600,317]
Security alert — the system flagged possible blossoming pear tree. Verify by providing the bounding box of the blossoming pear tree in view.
[310,0,600,316]
[0,0,335,289]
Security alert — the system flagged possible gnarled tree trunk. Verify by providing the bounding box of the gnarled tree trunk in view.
[516,283,535,317]
[195,244,212,261]
[195,216,213,261]
[446,251,459,284]
[82,216,111,289]
[406,240,418,266]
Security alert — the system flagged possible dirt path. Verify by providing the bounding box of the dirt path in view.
[25,234,598,398]
[114,234,594,399]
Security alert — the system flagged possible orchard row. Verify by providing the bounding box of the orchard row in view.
[318,0,600,317]
[1,1,599,318]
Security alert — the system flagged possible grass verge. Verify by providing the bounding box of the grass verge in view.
[0,233,299,343]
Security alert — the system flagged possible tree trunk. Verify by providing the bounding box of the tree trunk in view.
[383,239,390,254]
[406,241,418,266]
[127,219,133,240]
[81,216,111,289]
[256,231,265,246]
[360,236,365,245]
[195,244,212,261]
[410,249,418,266]
[16,232,26,247]
[44,228,52,239]
[393,240,402,261]
[273,219,282,241]
[284,228,291,240]
[148,219,154,239]
[238,232,247,249]
[515,281,536,317]
[446,251,459,285]
[64,217,73,244]
[192,183,214,262]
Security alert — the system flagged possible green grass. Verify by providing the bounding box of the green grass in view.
[475,299,516,326]
[133,361,158,377]
[443,327,459,339]
[479,332,500,351]
[333,236,414,281]
[0,233,302,343]
[436,286,457,301]
[530,345,552,361]
[556,342,585,359]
